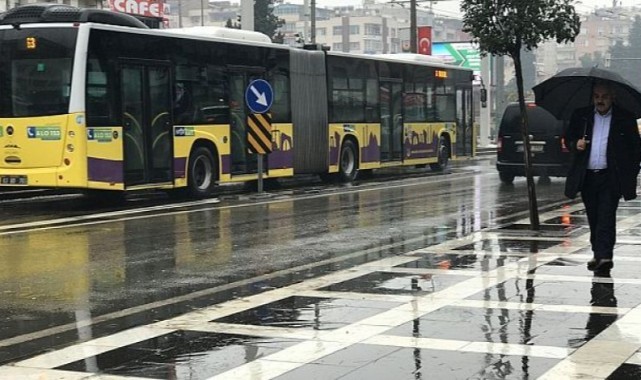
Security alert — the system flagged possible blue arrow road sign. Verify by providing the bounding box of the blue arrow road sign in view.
[245,79,273,114]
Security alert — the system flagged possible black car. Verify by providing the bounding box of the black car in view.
[496,102,571,184]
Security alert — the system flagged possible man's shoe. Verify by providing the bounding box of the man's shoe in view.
[592,259,613,272]
[587,259,598,270]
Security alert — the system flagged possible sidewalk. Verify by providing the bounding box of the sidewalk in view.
[2,200,641,379]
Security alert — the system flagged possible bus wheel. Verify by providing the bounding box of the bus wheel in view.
[186,147,217,198]
[339,140,358,182]
[430,137,450,171]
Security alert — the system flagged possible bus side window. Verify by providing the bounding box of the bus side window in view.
[86,69,112,126]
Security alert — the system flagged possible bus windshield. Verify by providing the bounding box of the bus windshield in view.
[0,27,76,117]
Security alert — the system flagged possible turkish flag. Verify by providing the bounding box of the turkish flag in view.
[417,26,432,55]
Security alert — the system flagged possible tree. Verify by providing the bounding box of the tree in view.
[225,0,284,42]
[255,0,285,41]
[608,16,641,89]
[461,0,580,230]
[579,51,606,69]
[225,18,240,29]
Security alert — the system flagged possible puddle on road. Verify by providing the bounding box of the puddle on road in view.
[397,253,525,272]
[58,330,300,378]
[318,271,470,295]
[385,305,617,349]
[489,223,583,237]
[544,215,588,224]
[212,296,402,329]
[453,238,563,253]
[272,343,559,380]
[466,277,641,309]
[571,209,639,217]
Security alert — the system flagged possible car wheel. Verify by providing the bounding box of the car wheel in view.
[499,172,515,184]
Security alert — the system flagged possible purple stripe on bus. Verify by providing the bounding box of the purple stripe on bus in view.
[174,157,187,179]
[221,154,230,174]
[361,133,380,163]
[268,150,293,169]
[404,131,439,159]
[88,157,123,183]
[268,131,294,169]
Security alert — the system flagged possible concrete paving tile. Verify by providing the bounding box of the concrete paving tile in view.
[607,363,641,379]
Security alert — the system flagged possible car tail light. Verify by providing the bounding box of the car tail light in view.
[497,137,503,152]
[561,137,569,152]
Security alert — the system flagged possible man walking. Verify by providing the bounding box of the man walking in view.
[565,82,641,273]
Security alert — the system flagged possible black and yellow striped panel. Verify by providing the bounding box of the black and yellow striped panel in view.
[247,113,272,154]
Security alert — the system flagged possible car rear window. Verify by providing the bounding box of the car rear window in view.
[499,104,563,135]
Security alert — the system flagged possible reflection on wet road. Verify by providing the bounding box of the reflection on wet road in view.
[3,161,641,379]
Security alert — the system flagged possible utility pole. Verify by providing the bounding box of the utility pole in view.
[200,0,204,26]
[241,0,254,31]
[409,0,416,53]
[389,0,457,54]
[311,0,316,43]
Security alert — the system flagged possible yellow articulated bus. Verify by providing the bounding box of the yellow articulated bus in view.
[0,4,475,198]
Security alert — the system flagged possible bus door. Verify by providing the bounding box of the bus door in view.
[229,69,265,175]
[380,81,403,162]
[120,61,173,187]
[455,85,474,156]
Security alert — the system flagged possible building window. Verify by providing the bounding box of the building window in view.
[364,23,381,36]
[333,26,342,35]
[364,40,382,52]
[349,42,360,51]
[332,43,343,51]
[349,25,360,34]
[316,27,326,36]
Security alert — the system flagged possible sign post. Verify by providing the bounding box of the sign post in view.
[245,79,274,194]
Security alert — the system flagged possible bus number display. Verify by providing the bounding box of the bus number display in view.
[26,37,36,50]
[435,70,448,79]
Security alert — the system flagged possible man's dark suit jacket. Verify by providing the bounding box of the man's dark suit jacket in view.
[564,105,641,200]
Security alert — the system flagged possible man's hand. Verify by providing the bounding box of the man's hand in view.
[577,137,587,151]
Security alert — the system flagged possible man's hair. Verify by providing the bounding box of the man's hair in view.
[593,80,616,97]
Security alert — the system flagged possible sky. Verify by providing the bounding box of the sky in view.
[302,0,641,18]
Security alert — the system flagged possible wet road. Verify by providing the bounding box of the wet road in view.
[0,158,597,378]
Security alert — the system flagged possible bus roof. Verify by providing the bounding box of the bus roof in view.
[166,26,273,44]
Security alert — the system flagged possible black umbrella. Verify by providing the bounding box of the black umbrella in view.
[532,66,641,120]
